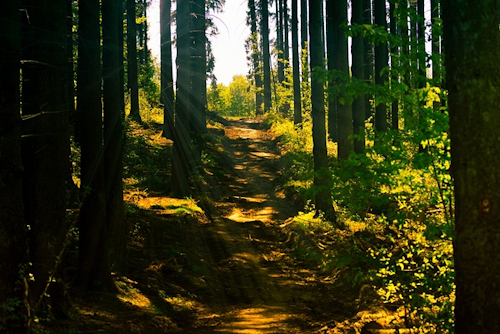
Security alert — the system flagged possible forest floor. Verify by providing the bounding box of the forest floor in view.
[46,117,388,333]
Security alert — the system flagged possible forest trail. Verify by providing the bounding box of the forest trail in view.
[67,117,358,334]
[182,118,341,333]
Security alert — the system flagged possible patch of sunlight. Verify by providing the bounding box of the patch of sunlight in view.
[164,295,197,312]
[226,207,275,223]
[116,278,153,309]
[214,307,289,333]
[138,197,203,215]
[72,175,81,188]
[290,211,332,232]
[344,219,367,233]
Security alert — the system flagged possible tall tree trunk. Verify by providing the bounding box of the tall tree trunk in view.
[77,0,115,292]
[301,0,308,51]
[390,1,399,130]
[351,0,365,154]
[430,0,441,85]
[21,0,72,314]
[309,0,336,222]
[191,0,207,139]
[171,0,191,197]
[161,0,175,138]
[249,0,264,115]
[326,0,337,142]
[291,0,302,125]
[363,0,373,121]
[330,0,353,159]
[442,0,500,332]
[127,0,141,122]
[277,0,285,84]
[417,0,426,87]
[103,0,126,268]
[0,1,27,329]
[373,0,388,132]
[261,0,272,112]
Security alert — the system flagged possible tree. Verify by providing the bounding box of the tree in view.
[191,0,207,139]
[389,1,399,130]
[351,0,366,153]
[363,0,373,121]
[261,0,272,112]
[328,0,353,159]
[103,0,126,266]
[170,0,192,197]
[0,1,27,329]
[161,0,175,138]
[127,0,141,122]
[373,0,388,132]
[77,0,114,291]
[442,0,500,332]
[248,0,264,115]
[309,0,336,222]
[21,0,73,318]
[291,0,302,125]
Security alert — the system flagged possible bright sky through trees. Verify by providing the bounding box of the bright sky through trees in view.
[148,0,250,86]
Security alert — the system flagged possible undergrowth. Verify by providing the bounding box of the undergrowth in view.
[265,87,455,332]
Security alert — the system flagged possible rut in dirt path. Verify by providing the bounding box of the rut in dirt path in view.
[187,118,343,333]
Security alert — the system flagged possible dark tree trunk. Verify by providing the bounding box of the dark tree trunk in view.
[171,0,191,197]
[249,0,264,115]
[0,1,27,329]
[291,0,302,125]
[442,0,500,332]
[351,0,365,154]
[301,0,308,51]
[161,0,175,138]
[191,0,207,139]
[309,0,336,223]
[21,0,72,312]
[326,0,337,142]
[390,1,399,130]
[127,0,141,122]
[77,0,115,292]
[103,0,126,268]
[430,0,441,85]
[417,0,426,88]
[261,0,272,112]
[328,0,353,159]
[363,0,373,121]
[277,0,285,84]
[373,0,388,132]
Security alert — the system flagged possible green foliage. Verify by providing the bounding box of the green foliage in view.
[207,75,255,117]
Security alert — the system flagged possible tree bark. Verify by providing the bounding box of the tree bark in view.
[291,0,302,125]
[442,1,500,332]
[170,0,192,197]
[309,0,336,222]
[103,0,126,268]
[0,1,27,329]
[77,0,114,292]
[373,0,388,132]
[261,0,272,112]
[161,0,175,138]
[249,0,264,115]
[127,0,141,122]
[352,0,365,154]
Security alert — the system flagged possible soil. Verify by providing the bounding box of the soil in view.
[46,117,369,334]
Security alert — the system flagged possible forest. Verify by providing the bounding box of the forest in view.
[0,0,499,333]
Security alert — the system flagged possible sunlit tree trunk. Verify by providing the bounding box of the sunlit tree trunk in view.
[442,0,500,332]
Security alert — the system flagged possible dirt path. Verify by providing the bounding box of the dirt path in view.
[182,118,346,333]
